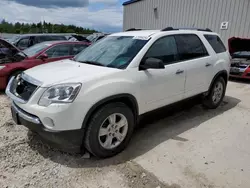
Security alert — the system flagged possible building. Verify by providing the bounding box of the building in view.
[123,0,250,45]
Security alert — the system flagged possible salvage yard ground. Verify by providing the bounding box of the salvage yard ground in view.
[0,80,249,188]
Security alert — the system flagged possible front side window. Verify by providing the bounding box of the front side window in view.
[204,35,226,54]
[144,36,178,65]
[45,45,71,58]
[74,36,149,69]
[17,38,30,49]
[175,34,208,61]
[35,36,66,44]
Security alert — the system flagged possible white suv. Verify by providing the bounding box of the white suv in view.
[6,28,230,158]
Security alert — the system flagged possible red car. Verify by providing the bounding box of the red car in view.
[0,39,90,90]
[229,37,250,79]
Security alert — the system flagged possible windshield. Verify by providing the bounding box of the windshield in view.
[8,35,21,43]
[74,36,149,69]
[22,42,51,57]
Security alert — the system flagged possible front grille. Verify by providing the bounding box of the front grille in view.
[247,73,250,77]
[10,76,38,101]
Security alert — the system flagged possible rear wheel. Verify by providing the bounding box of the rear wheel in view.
[84,102,135,158]
[202,77,226,109]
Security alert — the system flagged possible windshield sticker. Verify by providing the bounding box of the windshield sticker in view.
[133,36,151,40]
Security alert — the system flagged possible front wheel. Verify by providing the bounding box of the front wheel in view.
[84,102,135,158]
[202,77,226,109]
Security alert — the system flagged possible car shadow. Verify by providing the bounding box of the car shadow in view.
[27,95,240,168]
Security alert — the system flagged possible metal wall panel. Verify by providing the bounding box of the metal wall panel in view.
[123,0,250,45]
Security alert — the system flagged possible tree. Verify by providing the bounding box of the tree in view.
[0,20,98,34]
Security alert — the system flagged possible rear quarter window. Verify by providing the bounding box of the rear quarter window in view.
[204,35,226,54]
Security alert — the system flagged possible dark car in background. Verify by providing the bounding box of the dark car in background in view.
[10,34,67,50]
[0,39,90,90]
[86,33,108,43]
[67,34,91,43]
[229,37,250,80]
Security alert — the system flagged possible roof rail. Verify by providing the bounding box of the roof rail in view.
[161,27,213,32]
[126,28,142,31]
[197,28,213,32]
[161,27,176,31]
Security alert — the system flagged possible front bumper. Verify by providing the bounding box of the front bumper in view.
[11,102,84,153]
[230,71,250,79]
[230,67,250,79]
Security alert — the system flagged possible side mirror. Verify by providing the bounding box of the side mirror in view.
[39,53,48,60]
[139,58,165,70]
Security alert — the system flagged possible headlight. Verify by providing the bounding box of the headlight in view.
[38,83,81,107]
[0,66,5,70]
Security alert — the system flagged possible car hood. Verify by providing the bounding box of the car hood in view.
[0,38,20,55]
[0,38,24,64]
[228,37,250,54]
[24,59,121,87]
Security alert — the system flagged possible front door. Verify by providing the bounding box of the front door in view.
[138,35,186,113]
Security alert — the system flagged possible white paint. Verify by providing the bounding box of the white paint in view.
[8,30,230,132]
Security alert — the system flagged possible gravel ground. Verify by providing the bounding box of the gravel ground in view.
[0,92,177,188]
[0,79,249,188]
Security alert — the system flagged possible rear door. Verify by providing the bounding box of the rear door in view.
[204,34,229,76]
[175,34,212,98]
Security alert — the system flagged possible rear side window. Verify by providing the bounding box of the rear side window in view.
[35,35,66,43]
[50,36,67,41]
[204,35,226,53]
[175,34,208,61]
[72,44,88,55]
[35,36,50,43]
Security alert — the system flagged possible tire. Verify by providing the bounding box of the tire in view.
[84,102,135,158]
[202,77,226,109]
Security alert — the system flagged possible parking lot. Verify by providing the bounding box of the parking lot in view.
[0,80,249,188]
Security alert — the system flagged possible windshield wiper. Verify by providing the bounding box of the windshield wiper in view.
[77,60,105,67]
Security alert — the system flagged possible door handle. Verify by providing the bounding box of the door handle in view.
[205,63,212,67]
[176,69,184,74]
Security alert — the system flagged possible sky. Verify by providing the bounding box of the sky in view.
[0,0,128,32]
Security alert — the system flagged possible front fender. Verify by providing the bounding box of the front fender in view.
[73,77,139,129]
[78,78,138,106]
